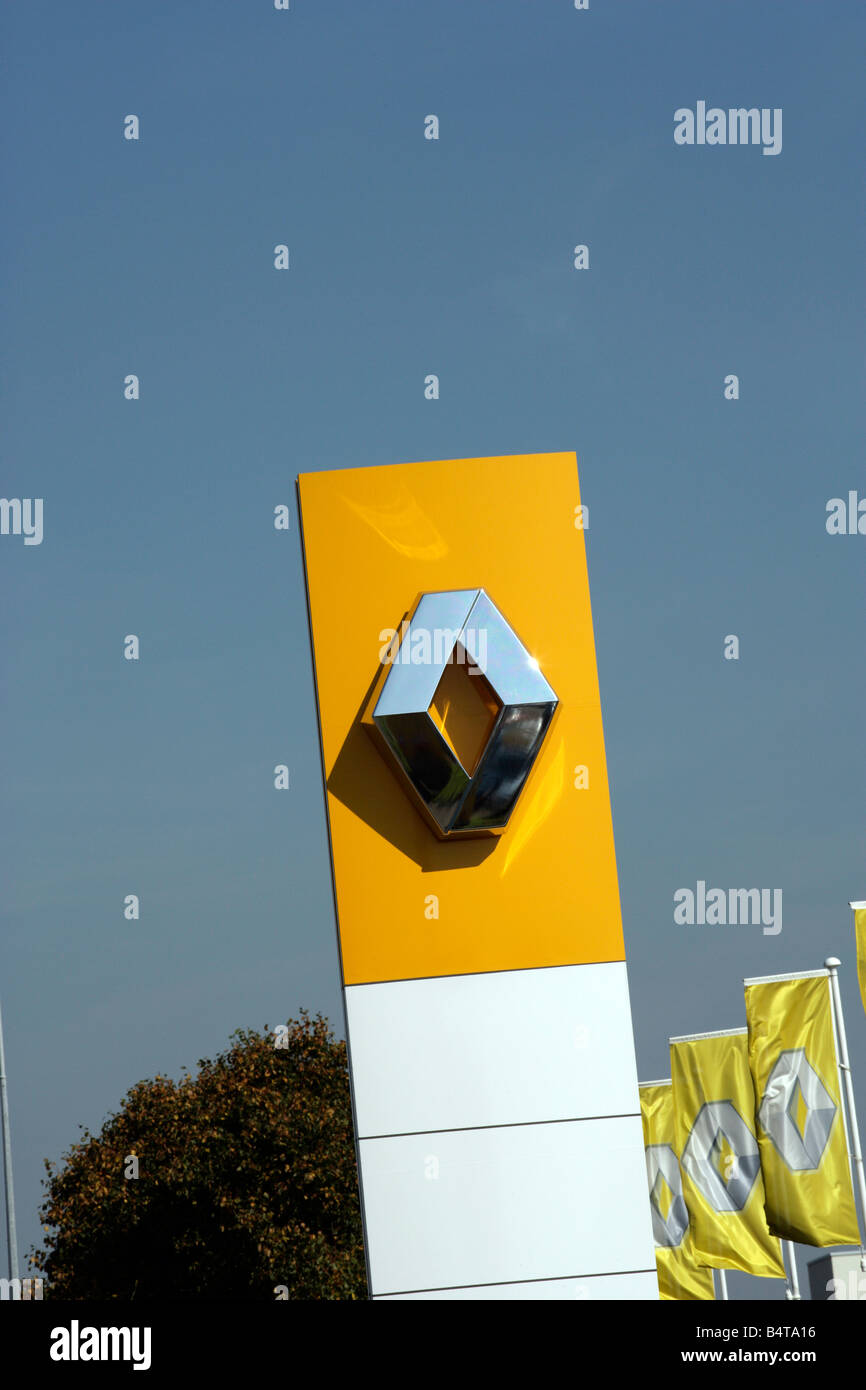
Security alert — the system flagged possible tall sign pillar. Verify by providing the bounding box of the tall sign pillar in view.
[298,451,656,1299]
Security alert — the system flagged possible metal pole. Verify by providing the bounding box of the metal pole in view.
[715,1267,729,1300]
[825,957,866,1273]
[0,1000,20,1281]
[782,1240,801,1299]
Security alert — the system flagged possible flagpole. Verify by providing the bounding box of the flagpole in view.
[782,1240,800,1299]
[825,956,866,1272]
[0,1000,20,1282]
[715,1268,729,1300]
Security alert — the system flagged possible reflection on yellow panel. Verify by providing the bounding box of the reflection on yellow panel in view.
[298,452,625,985]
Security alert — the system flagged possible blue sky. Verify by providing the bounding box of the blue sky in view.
[1,1,863,1298]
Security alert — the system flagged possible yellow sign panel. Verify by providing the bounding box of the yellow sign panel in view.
[298,452,624,985]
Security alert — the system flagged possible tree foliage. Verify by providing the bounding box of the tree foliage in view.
[33,1013,367,1300]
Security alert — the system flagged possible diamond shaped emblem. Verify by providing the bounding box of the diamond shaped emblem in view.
[651,1168,674,1223]
[367,589,558,839]
[645,1143,689,1248]
[681,1100,761,1212]
[758,1049,837,1171]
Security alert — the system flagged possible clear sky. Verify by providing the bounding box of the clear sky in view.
[2,0,863,1300]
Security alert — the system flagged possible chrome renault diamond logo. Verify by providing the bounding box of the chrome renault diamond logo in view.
[368,589,558,840]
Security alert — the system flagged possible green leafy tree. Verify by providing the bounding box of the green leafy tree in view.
[32,1012,367,1300]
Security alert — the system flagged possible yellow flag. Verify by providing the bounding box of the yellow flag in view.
[856,910,866,1020]
[745,970,859,1246]
[670,1030,787,1278]
[639,1081,715,1300]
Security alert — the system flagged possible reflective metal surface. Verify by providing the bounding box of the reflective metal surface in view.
[371,588,558,839]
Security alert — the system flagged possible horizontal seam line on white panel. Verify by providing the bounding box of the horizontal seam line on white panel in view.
[344,958,626,988]
[358,1111,640,1140]
[375,1267,658,1297]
